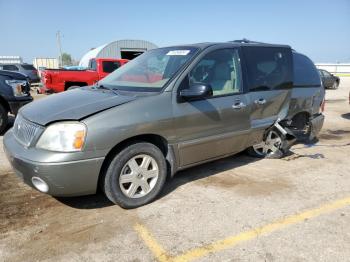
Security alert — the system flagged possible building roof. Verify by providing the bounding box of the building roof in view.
[79,44,108,67]
[79,40,158,67]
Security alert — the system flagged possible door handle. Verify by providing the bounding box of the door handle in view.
[232,101,246,109]
[254,98,266,105]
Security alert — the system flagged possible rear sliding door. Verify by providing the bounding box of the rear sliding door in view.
[241,46,293,142]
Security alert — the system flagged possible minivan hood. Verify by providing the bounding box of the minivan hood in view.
[20,88,136,126]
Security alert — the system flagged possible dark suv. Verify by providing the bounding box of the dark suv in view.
[0,64,39,83]
[0,70,33,133]
[4,41,324,208]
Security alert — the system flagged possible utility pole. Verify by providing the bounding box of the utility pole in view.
[56,31,63,67]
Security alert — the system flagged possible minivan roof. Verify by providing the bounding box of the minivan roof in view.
[163,40,291,50]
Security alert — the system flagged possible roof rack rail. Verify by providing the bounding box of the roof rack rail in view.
[230,39,269,45]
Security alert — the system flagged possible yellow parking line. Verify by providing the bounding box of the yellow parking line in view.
[135,197,350,262]
[173,197,350,262]
[134,223,172,262]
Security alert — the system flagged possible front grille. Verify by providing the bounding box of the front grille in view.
[13,115,42,147]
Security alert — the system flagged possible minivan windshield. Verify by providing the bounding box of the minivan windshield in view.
[99,47,198,92]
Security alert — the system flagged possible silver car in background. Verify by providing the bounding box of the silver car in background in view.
[0,63,39,83]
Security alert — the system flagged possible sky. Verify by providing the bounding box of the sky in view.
[0,0,349,63]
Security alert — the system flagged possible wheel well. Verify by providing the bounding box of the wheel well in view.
[64,82,88,91]
[0,96,10,113]
[290,112,310,129]
[97,134,169,190]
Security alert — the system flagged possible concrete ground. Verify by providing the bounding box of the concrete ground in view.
[1,78,350,262]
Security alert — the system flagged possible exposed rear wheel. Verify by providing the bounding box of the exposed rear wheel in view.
[103,142,167,208]
[0,104,8,134]
[248,129,283,158]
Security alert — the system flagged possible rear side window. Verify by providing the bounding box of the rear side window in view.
[243,47,293,91]
[2,65,19,71]
[21,64,36,70]
[293,53,321,87]
[102,61,120,73]
[89,59,97,71]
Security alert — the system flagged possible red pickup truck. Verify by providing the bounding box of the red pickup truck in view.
[41,58,128,93]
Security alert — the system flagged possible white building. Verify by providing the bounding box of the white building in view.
[33,58,59,69]
[79,39,158,67]
[0,56,23,64]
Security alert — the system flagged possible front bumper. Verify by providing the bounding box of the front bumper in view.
[8,97,33,115]
[3,130,105,197]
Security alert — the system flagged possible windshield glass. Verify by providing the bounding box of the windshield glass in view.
[99,47,198,91]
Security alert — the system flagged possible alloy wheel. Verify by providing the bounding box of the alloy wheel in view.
[252,130,282,156]
[119,154,159,198]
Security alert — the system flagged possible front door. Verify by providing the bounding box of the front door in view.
[173,48,251,167]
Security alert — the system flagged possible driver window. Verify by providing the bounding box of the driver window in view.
[189,49,241,96]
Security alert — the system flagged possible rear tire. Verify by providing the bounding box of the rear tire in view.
[247,129,283,158]
[103,142,167,209]
[0,104,8,134]
[67,86,81,91]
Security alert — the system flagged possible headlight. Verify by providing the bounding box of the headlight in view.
[36,122,87,152]
[5,80,28,97]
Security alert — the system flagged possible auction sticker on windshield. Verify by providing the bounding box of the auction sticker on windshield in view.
[166,50,191,56]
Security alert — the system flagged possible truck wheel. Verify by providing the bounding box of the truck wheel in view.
[67,86,80,91]
[0,104,8,134]
[103,142,167,209]
[247,129,283,158]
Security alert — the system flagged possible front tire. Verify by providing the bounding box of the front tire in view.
[0,104,8,134]
[103,142,167,208]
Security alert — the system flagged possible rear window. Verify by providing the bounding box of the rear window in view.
[243,47,293,91]
[102,61,120,73]
[293,53,321,87]
[2,65,19,71]
[21,64,36,70]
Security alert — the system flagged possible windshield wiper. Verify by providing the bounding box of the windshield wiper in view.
[95,83,119,95]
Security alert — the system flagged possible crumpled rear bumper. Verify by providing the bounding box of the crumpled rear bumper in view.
[309,113,325,140]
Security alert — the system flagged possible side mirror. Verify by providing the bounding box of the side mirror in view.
[180,83,213,101]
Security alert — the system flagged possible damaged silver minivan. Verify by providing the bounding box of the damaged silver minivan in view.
[4,40,325,208]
